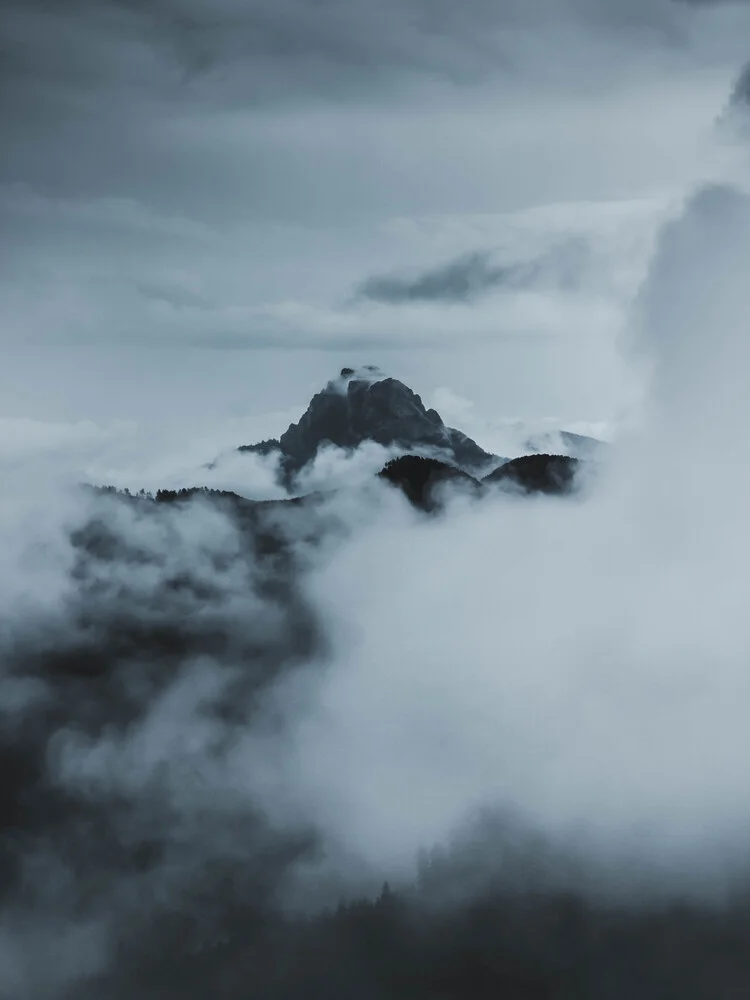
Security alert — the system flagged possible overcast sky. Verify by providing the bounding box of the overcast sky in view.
[2,0,750,485]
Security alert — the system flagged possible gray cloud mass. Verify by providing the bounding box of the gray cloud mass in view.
[356,242,591,305]
[729,59,750,108]
[0,0,714,103]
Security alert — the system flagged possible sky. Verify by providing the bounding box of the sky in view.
[2,0,750,489]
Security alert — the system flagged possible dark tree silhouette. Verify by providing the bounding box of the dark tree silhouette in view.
[484,454,581,495]
[378,455,481,510]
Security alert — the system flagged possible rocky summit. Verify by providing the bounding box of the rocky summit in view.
[239,366,501,481]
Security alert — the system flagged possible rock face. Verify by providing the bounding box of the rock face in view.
[239,367,500,481]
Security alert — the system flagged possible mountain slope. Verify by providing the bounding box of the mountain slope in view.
[238,367,502,482]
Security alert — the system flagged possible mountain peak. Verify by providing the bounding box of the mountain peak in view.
[238,369,500,482]
[338,364,382,380]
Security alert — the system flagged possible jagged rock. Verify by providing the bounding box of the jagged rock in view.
[238,367,500,483]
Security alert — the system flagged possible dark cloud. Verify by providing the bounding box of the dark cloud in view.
[729,59,750,107]
[0,0,731,121]
[358,252,513,306]
[712,51,750,135]
[0,0,743,216]
[356,242,590,305]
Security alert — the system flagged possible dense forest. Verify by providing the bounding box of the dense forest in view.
[74,870,750,999]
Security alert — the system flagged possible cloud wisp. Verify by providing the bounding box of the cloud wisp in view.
[355,241,591,305]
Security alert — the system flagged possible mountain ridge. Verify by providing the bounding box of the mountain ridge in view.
[234,367,603,490]
[237,366,503,483]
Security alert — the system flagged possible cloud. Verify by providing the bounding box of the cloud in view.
[730,60,750,105]
[726,57,750,129]
[0,0,713,110]
[358,251,509,305]
[356,241,591,305]
[0,190,659,362]
[1,0,743,206]
[1,0,740,372]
